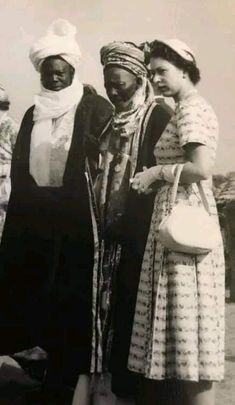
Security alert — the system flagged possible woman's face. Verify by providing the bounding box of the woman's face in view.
[41,57,74,91]
[150,57,184,98]
[104,66,139,111]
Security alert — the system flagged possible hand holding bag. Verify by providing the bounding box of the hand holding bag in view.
[159,164,221,254]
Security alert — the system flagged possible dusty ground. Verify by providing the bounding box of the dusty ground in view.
[216,302,235,405]
[0,303,234,404]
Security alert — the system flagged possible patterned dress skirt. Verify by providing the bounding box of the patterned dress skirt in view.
[128,182,225,381]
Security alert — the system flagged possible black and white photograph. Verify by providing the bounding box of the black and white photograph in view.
[0,1,234,404]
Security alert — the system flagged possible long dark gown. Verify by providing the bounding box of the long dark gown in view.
[0,92,112,387]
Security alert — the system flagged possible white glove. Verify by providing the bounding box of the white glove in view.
[131,164,177,194]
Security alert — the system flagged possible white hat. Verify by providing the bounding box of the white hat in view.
[29,19,82,72]
[158,39,196,63]
[0,84,9,102]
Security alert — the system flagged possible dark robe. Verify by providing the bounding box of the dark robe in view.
[0,92,112,387]
[109,101,173,397]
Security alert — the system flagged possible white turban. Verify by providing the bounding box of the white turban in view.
[0,84,9,103]
[29,19,82,72]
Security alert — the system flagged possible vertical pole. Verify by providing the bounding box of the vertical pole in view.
[226,201,235,301]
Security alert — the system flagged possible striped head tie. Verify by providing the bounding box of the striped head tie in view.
[100,41,148,77]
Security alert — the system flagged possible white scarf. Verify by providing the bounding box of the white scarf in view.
[0,111,7,125]
[29,75,83,186]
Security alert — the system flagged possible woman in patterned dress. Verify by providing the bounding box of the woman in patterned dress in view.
[129,39,225,405]
[0,85,18,240]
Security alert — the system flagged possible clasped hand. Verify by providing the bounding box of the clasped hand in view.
[130,167,154,194]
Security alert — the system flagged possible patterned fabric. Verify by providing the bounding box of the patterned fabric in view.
[85,159,104,373]
[0,114,18,239]
[128,92,225,381]
[100,41,148,77]
[111,77,153,143]
[97,84,154,232]
[98,131,133,233]
[94,99,158,370]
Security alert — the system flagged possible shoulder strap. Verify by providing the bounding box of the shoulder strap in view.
[170,164,184,207]
[196,182,210,213]
[170,164,210,214]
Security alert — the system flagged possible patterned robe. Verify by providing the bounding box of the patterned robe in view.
[97,100,173,397]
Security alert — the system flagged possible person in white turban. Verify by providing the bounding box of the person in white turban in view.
[0,19,112,404]
[28,19,84,188]
[29,19,81,72]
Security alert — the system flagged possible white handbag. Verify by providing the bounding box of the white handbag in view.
[159,164,221,254]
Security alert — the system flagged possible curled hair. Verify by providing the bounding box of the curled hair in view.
[139,41,151,65]
[150,41,201,84]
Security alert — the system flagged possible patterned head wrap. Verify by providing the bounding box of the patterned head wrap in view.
[100,41,148,77]
[29,19,82,72]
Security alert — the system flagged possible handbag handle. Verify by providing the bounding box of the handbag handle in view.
[170,164,211,214]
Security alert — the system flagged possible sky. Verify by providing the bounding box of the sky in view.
[0,0,234,174]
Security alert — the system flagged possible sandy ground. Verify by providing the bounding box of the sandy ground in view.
[0,303,234,404]
[216,302,235,405]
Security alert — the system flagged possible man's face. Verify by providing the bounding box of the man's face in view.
[104,66,139,111]
[40,56,74,91]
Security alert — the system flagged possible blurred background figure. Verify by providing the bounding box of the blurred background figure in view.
[0,84,18,240]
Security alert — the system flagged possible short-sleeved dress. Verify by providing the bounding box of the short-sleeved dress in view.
[128,92,225,382]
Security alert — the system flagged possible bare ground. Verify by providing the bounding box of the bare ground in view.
[0,303,234,404]
[216,302,235,405]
